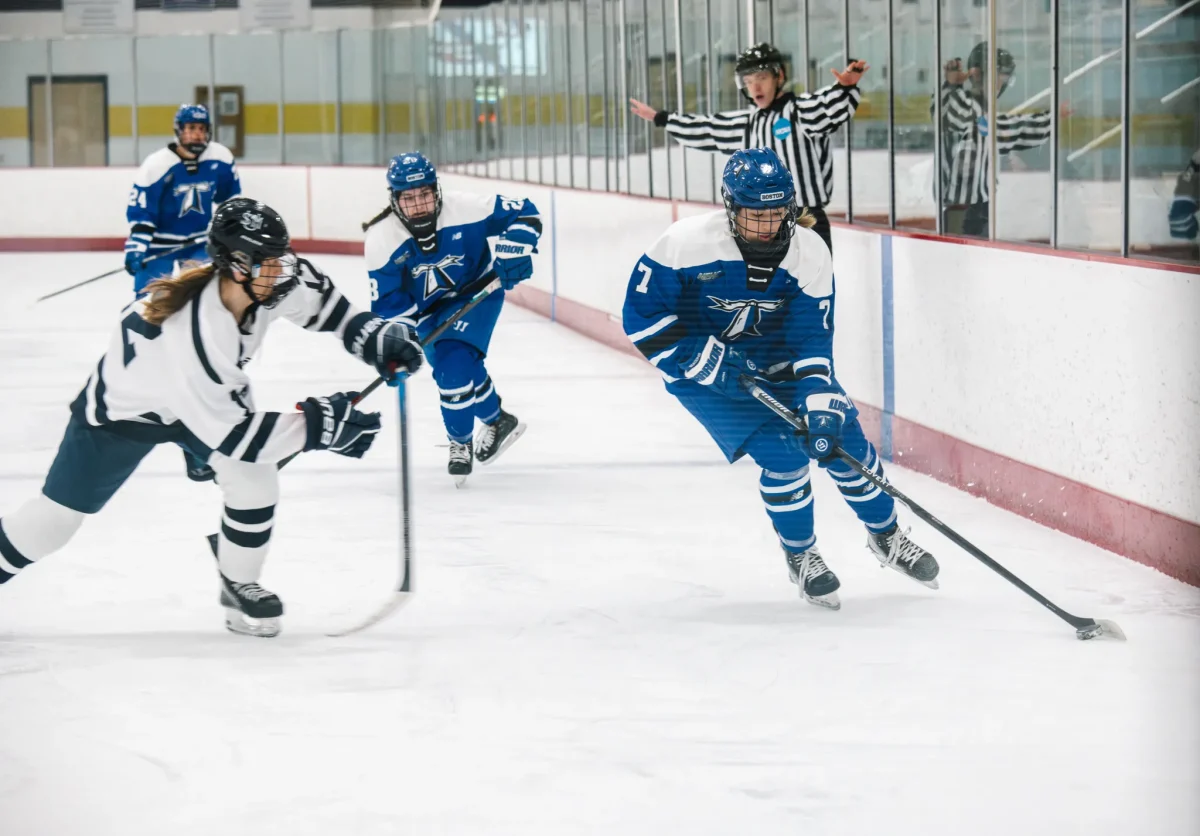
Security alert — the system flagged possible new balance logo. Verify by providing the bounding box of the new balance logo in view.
[707,297,784,340]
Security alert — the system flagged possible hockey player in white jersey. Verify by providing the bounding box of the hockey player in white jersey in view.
[0,198,424,637]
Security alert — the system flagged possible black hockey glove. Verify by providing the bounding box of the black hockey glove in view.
[345,313,425,381]
[299,392,382,459]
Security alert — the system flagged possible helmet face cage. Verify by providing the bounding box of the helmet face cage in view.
[386,153,442,244]
[967,44,1016,97]
[721,149,799,258]
[173,104,212,155]
[227,249,300,309]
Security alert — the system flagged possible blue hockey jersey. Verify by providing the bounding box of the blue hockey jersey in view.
[124,143,240,261]
[365,191,541,329]
[623,210,840,403]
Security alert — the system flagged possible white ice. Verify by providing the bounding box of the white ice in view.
[1,253,1198,836]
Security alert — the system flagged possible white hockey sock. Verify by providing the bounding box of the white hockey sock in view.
[1,493,86,567]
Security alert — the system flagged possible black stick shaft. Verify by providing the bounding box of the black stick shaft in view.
[743,379,1099,633]
[35,240,205,303]
[396,378,412,594]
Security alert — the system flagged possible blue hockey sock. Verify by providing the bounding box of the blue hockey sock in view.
[473,370,501,425]
[431,339,484,443]
[758,465,816,552]
[823,441,897,533]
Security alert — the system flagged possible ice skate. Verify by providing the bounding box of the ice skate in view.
[206,533,284,637]
[448,439,473,488]
[184,449,215,483]
[868,525,940,589]
[475,408,526,466]
[784,546,841,610]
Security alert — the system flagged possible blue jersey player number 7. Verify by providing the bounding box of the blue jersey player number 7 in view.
[622,147,940,611]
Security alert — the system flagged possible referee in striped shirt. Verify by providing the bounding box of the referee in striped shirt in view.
[630,43,868,253]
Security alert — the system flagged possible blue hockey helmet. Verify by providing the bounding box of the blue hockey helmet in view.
[173,103,211,156]
[721,148,799,258]
[386,152,442,250]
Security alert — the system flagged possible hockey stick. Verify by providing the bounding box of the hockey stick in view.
[349,272,502,407]
[35,239,206,303]
[741,377,1126,642]
[325,273,502,637]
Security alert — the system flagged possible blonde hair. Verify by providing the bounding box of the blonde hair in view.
[797,208,816,229]
[141,261,219,326]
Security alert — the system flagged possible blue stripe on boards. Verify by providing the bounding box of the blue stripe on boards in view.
[880,234,895,461]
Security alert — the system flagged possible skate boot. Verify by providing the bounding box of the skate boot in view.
[184,449,215,483]
[868,525,940,589]
[475,408,526,466]
[784,545,842,610]
[206,533,283,637]
[448,439,473,488]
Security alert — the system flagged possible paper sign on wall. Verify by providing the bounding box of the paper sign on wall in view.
[63,0,134,35]
[239,0,312,31]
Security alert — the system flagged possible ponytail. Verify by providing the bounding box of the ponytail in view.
[141,262,218,326]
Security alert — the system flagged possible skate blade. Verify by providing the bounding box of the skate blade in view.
[454,474,469,488]
[478,422,527,466]
[224,609,281,638]
[804,590,842,610]
[879,561,940,590]
[1076,618,1126,641]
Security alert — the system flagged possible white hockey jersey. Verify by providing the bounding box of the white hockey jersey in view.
[70,259,373,465]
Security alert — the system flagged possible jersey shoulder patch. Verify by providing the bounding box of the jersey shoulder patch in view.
[135,148,182,188]
[364,214,413,272]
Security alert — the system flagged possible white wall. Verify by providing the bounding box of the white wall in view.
[1,165,1196,525]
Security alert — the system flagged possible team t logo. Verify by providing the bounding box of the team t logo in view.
[413,254,465,298]
[175,181,213,217]
[708,297,784,340]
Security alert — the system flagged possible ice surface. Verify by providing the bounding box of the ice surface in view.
[1,253,1198,836]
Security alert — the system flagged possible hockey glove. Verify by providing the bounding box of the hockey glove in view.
[801,392,849,460]
[1168,197,1198,240]
[299,392,382,459]
[678,336,758,400]
[345,314,425,381]
[124,249,146,276]
[493,227,538,290]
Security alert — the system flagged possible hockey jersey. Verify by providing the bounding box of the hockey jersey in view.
[623,211,840,402]
[365,191,541,330]
[124,143,241,261]
[71,259,377,465]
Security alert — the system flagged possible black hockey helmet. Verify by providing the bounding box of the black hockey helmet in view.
[735,42,787,101]
[967,43,1016,96]
[207,197,300,309]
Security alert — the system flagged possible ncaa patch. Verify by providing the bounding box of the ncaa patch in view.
[772,116,792,141]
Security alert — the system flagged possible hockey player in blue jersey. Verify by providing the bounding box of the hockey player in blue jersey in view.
[124,103,240,294]
[622,148,938,608]
[366,152,538,485]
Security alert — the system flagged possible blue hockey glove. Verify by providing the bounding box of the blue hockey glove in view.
[801,392,849,460]
[493,227,538,290]
[124,249,146,276]
[1168,197,1198,240]
[299,392,382,458]
[678,336,758,399]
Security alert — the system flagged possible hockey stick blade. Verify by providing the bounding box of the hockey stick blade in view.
[740,376,1127,642]
[326,591,412,638]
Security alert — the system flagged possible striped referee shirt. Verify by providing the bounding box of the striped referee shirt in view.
[937,83,1052,206]
[653,85,862,208]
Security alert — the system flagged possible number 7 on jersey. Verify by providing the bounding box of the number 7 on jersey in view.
[634,263,653,294]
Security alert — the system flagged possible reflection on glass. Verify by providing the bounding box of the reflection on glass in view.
[892,0,935,230]
[807,0,847,222]
[848,0,890,226]
[282,31,339,165]
[1057,0,1123,252]
[1130,0,1199,265]
[994,4,1055,245]
[213,33,280,164]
